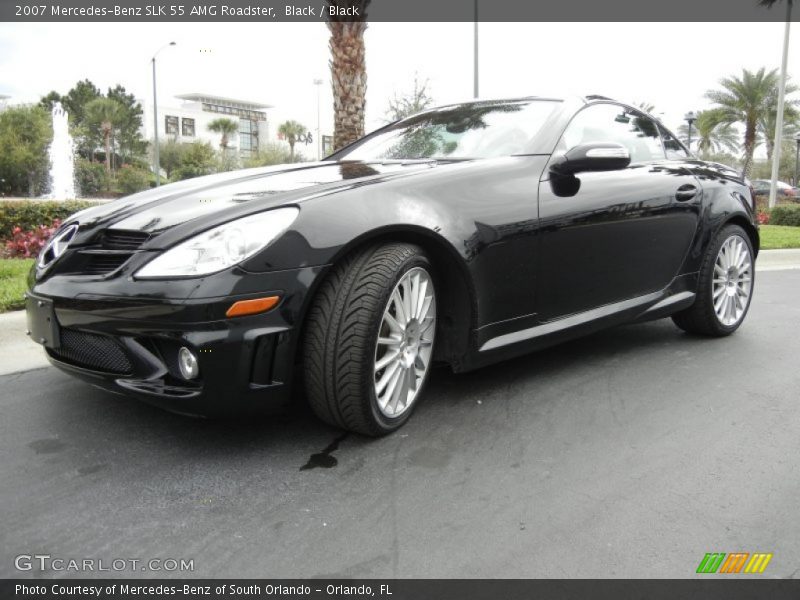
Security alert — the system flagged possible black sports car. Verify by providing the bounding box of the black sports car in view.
[26,96,758,435]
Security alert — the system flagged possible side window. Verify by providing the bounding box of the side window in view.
[559,104,666,163]
[660,125,690,159]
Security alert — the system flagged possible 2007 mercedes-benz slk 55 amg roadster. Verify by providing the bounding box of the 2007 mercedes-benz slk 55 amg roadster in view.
[26,96,758,435]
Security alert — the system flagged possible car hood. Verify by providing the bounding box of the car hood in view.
[71,160,443,235]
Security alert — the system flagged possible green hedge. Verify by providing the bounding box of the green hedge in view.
[0,200,101,240]
[770,205,800,227]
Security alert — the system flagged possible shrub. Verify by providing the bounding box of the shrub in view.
[116,164,151,195]
[0,200,99,240]
[770,205,800,227]
[757,211,770,225]
[172,141,216,181]
[75,159,109,196]
[3,219,61,258]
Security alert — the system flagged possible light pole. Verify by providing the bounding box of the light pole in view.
[768,1,793,208]
[794,131,800,188]
[151,41,176,187]
[473,0,479,98]
[313,78,323,160]
[684,111,697,154]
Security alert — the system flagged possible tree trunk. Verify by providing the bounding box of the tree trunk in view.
[289,141,295,161]
[328,19,368,152]
[104,131,111,183]
[741,121,757,178]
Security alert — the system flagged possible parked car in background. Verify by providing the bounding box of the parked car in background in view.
[26,96,758,435]
[751,179,797,198]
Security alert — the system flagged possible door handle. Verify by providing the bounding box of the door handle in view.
[675,184,698,201]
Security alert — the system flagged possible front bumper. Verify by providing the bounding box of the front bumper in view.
[26,265,327,417]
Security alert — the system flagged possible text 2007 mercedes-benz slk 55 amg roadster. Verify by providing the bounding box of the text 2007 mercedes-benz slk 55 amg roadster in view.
[26,96,758,435]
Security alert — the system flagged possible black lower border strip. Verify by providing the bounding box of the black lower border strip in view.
[3,579,800,600]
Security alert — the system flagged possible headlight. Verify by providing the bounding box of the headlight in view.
[135,207,299,278]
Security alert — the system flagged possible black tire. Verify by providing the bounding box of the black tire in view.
[672,224,755,336]
[302,243,435,436]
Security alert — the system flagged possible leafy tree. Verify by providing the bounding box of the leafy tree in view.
[107,85,148,164]
[172,142,216,181]
[158,139,186,180]
[278,120,309,160]
[38,80,147,166]
[60,79,101,128]
[705,67,795,177]
[0,105,52,197]
[677,109,740,158]
[207,118,239,150]
[84,98,125,183]
[386,76,434,122]
[243,142,296,167]
[750,139,798,182]
[326,0,371,151]
[38,91,62,112]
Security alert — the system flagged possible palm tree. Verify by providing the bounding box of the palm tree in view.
[677,109,740,158]
[706,67,788,177]
[635,102,657,115]
[277,120,308,161]
[326,0,371,151]
[207,118,239,150]
[85,97,124,182]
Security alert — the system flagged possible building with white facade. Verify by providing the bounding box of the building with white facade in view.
[141,93,272,158]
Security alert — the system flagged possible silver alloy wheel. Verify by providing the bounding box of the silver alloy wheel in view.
[712,234,753,327]
[373,267,436,418]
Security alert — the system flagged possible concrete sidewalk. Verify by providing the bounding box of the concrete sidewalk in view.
[756,248,800,271]
[0,310,48,376]
[2,249,799,377]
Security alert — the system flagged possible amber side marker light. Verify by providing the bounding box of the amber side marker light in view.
[226,296,281,318]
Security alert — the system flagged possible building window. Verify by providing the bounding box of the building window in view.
[181,118,195,137]
[165,115,179,136]
[239,118,259,157]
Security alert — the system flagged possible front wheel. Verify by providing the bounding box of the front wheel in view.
[302,243,437,436]
[672,224,755,336]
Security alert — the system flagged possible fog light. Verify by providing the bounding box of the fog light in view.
[178,347,199,380]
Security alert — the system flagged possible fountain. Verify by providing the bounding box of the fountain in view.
[47,102,77,199]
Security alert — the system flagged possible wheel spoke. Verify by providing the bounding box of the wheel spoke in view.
[380,365,404,409]
[383,310,404,334]
[375,348,400,372]
[376,360,401,395]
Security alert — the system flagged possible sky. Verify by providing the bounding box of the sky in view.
[0,21,797,153]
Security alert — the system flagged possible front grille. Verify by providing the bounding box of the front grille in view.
[83,253,131,275]
[102,229,151,250]
[50,328,133,374]
[62,229,154,276]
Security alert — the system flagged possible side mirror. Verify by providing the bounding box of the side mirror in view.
[549,142,631,177]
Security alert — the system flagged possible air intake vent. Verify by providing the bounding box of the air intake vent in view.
[83,253,131,275]
[49,329,133,374]
[102,230,151,250]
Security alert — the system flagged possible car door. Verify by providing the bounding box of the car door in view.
[536,103,701,322]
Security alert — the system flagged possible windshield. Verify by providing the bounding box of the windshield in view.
[334,99,561,161]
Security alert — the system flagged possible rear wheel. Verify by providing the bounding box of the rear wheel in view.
[303,243,436,436]
[672,224,754,336]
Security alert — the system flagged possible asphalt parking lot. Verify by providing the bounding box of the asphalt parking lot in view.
[2,269,799,579]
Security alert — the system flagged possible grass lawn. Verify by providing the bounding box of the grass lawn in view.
[760,225,800,250]
[0,258,33,312]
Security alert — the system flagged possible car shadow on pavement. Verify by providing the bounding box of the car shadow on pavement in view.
[20,318,728,473]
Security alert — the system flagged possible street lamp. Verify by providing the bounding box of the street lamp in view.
[684,111,697,154]
[473,0,479,98]
[313,78,323,160]
[151,41,176,187]
[794,131,800,188]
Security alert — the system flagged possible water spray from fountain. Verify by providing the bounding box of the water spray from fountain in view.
[47,102,77,199]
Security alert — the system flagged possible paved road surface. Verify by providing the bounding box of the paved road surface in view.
[2,270,799,579]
